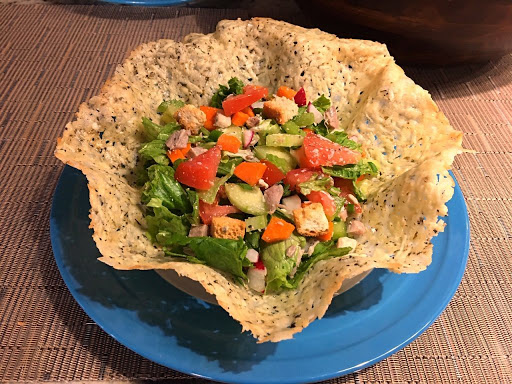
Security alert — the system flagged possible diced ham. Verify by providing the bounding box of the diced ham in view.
[189,224,208,237]
[165,129,189,151]
[324,106,339,130]
[264,184,283,214]
[347,220,366,237]
[214,112,231,128]
[246,249,259,263]
[186,146,208,158]
[245,116,261,128]
[307,102,323,124]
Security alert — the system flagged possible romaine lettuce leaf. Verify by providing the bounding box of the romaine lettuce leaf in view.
[142,164,192,213]
[322,161,379,180]
[210,77,244,108]
[326,131,361,151]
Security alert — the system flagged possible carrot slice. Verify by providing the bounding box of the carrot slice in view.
[302,128,314,135]
[318,221,334,241]
[200,106,221,131]
[217,134,241,153]
[231,111,250,127]
[234,162,267,186]
[241,106,255,117]
[167,149,185,163]
[277,86,297,100]
[181,143,192,156]
[262,217,295,243]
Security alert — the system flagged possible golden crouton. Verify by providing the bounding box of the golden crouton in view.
[175,104,206,134]
[263,96,299,124]
[211,216,246,240]
[293,203,329,237]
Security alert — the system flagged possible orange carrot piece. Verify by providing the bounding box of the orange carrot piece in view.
[217,134,241,153]
[231,111,250,127]
[181,143,192,156]
[262,217,295,243]
[302,128,314,135]
[200,106,221,130]
[167,149,185,163]
[241,106,255,117]
[277,86,297,100]
[318,221,334,241]
[356,175,365,182]
[234,162,267,186]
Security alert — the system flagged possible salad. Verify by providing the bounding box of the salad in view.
[138,78,379,294]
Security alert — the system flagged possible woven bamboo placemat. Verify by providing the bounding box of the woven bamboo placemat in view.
[1,4,511,383]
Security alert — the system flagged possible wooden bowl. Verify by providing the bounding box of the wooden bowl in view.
[296,0,512,65]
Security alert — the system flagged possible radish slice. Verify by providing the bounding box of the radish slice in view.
[243,129,254,148]
[251,101,264,109]
[281,195,301,213]
[307,102,323,124]
[246,249,259,263]
[294,87,307,106]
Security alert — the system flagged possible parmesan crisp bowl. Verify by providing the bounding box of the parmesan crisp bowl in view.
[55,18,463,342]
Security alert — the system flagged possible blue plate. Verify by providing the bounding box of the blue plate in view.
[50,166,469,384]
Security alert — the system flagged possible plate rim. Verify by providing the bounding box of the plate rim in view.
[50,166,470,384]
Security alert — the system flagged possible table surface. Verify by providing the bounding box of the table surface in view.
[1,4,511,384]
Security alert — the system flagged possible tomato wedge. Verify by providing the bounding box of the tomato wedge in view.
[334,178,362,214]
[223,85,268,116]
[199,199,240,225]
[260,160,285,186]
[283,168,319,191]
[175,146,221,190]
[299,132,361,168]
[306,190,337,219]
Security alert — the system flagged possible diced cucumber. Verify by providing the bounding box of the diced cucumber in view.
[159,100,185,124]
[293,112,315,127]
[220,126,243,141]
[254,146,297,173]
[245,215,268,232]
[265,134,304,147]
[252,119,281,135]
[332,220,347,240]
[225,183,267,215]
[282,120,302,135]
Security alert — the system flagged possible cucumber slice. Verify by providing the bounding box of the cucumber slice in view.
[245,215,268,232]
[332,220,347,240]
[265,134,304,147]
[159,100,185,124]
[253,146,297,173]
[252,119,280,135]
[225,183,267,215]
[220,126,243,141]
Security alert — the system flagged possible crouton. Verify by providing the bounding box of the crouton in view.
[211,216,246,240]
[175,104,206,134]
[292,203,329,237]
[263,96,299,124]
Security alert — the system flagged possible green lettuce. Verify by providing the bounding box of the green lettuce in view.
[321,161,379,180]
[312,95,331,113]
[210,77,244,108]
[297,173,333,195]
[156,233,250,279]
[326,131,361,151]
[142,165,192,214]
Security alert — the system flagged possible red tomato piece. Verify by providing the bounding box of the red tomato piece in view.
[283,168,319,191]
[306,190,337,220]
[223,85,269,116]
[260,160,285,186]
[175,146,221,190]
[199,199,240,225]
[333,178,362,213]
[301,132,361,168]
